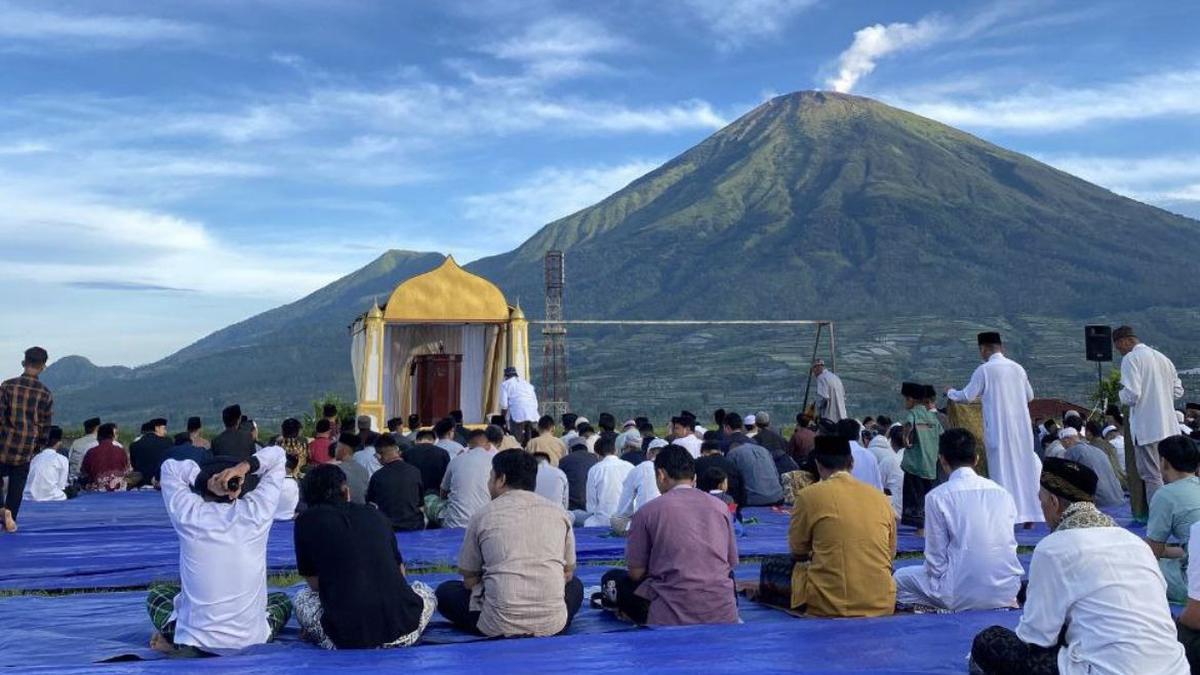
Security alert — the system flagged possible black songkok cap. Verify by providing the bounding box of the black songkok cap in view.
[977,331,1002,346]
[901,382,923,398]
[187,416,202,431]
[1041,457,1098,502]
[338,432,360,448]
[813,435,851,457]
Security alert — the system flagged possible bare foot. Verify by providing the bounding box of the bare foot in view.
[2,509,16,533]
[149,632,174,654]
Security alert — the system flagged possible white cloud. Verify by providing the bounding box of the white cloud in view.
[1040,154,1200,191]
[462,160,661,246]
[825,17,946,93]
[893,68,1200,132]
[682,0,818,51]
[0,1,205,47]
[483,16,626,62]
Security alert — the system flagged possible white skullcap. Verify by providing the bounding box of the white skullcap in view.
[1058,427,1079,440]
[743,414,756,427]
[1102,425,1117,437]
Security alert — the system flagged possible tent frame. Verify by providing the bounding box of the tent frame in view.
[527,319,837,413]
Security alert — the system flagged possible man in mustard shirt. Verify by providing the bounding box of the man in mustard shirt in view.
[758,434,896,616]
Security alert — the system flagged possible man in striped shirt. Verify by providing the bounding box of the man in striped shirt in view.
[0,347,54,533]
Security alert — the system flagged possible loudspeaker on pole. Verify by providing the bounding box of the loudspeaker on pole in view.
[1085,325,1113,362]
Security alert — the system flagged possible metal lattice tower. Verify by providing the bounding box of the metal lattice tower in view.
[541,250,569,417]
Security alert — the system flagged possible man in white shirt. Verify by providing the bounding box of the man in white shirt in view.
[969,457,1188,675]
[434,418,466,459]
[574,436,633,527]
[895,429,1022,611]
[533,451,569,510]
[353,443,382,477]
[149,445,292,656]
[26,426,70,502]
[1115,325,1185,503]
[1175,519,1200,664]
[670,415,702,459]
[837,419,884,492]
[68,417,101,483]
[499,366,539,444]
[866,424,903,518]
[438,428,499,528]
[611,444,663,533]
[812,359,847,422]
[947,331,1044,525]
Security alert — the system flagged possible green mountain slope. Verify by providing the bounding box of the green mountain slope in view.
[469,91,1200,320]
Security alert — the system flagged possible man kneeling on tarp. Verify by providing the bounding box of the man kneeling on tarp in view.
[970,458,1188,674]
[756,434,897,617]
[598,444,740,625]
[293,464,436,649]
[892,428,1023,612]
[435,449,583,637]
[148,445,292,656]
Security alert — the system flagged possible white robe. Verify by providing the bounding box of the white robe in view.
[815,370,847,422]
[867,436,903,518]
[894,467,1023,611]
[947,352,1044,523]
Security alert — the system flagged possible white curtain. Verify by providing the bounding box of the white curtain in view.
[350,323,366,400]
[460,325,487,424]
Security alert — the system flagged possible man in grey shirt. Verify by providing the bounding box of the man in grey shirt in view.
[1059,428,1124,507]
[439,427,501,528]
[333,432,369,504]
[723,413,783,506]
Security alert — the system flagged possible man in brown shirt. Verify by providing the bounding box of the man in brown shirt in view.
[0,347,54,532]
[435,449,582,636]
[526,415,567,466]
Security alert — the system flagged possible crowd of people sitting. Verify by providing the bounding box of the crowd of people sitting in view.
[5,339,1200,672]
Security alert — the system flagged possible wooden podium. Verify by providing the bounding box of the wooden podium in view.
[414,354,461,426]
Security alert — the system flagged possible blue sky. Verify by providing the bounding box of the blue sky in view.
[1,0,1197,367]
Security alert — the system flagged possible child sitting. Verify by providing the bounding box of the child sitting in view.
[698,466,743,536]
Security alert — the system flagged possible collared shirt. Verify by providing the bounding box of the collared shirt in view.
[308,436,333,464]
[815,370,847,422]
[789,472,897,616]
[626,485,739,626]
[728,439,783,505]
[527,433,567,466]
[1062,442,1124,507]
[584,455,633,527]
[499,377,539,424]
[458,490,575,637]
[867,436,903,517]
[672,434,702,459]
[1120,343,1185,445]
[353,447,382,477]
[436,437,466,459]
[535,461,570,510]
[0,374,53,466]
[440,446,498,528]
[160,446,285,654]
[919,468,1023,611]
[68,433,97,481]
[1017,526,1188,675]
[615,459,660,518]
[25,447,69,501]
[1147,475,1200,544]
[559,446,600,511]
[903,406,943,480]
[849,441,884,491]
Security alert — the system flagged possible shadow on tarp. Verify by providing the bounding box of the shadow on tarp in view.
[1,563,1021,675]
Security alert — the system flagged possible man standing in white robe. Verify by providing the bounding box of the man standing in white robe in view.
[1113,324,1184,503]
[811,360,847,423]
[946,331,1043,524]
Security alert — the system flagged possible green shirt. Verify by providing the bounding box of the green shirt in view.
[1147,475,1200,544]
[902,407,943,480]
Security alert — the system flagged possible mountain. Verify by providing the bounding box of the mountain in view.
[469,91,1200,320]
[48,91,1200,427]
[45,251,445,427]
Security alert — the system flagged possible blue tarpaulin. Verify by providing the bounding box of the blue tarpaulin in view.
[0,563,1020,674]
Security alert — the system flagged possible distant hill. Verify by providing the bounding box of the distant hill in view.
[45,251,445,428]
[47,91,1200,428]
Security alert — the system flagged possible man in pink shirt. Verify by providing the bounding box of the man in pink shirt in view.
[599,444,739,625]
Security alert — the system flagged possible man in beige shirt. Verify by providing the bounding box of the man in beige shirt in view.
[526,415,567,466]
[435,449,582,637]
